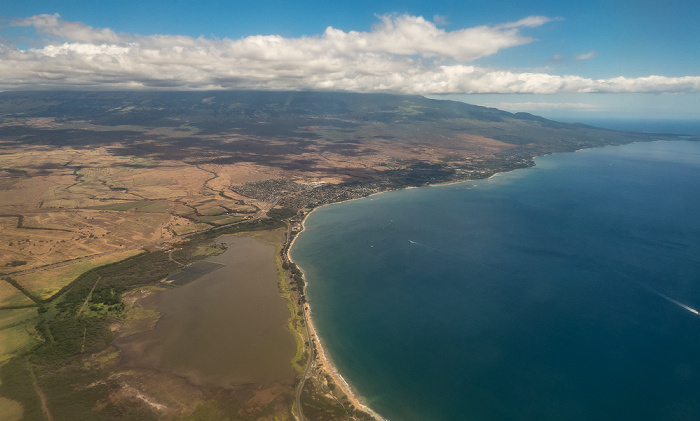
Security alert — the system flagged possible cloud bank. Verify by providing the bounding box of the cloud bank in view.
[1,13,699,94]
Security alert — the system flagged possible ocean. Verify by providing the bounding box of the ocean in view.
[290,139,700,421]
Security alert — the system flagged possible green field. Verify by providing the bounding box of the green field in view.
[0,308,39,364]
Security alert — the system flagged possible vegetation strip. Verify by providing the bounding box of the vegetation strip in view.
[0,304,39,310]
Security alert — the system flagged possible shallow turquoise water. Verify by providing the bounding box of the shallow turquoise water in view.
[291,140,700,421]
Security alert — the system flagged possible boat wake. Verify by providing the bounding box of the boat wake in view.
[654,291,700,316]
[643,285,700,316]
[407,239,453,257]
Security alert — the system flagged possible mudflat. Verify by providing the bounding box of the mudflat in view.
[115,235,295,387]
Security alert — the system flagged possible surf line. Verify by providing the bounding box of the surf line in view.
[646,287,700,316]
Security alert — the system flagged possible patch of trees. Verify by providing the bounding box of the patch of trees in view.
[287,262,305,292]
[384,162,456,187]
[267,207,297,220]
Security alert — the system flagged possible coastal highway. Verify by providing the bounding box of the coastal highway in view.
[289,217,313,421]
[295,304,315,421]
[295,300,314,421]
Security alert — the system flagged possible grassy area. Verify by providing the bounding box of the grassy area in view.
[195,204,225,216]
[0,395,23,421]
[0,358,46,421]
[274,241,308,375]
[0,281,36,308]
[0,308,39,364]
[300,380,371,421]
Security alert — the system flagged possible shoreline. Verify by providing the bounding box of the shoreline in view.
[284,156,543,421]
[284,139,679,420]
[287,208,387,421]
[302,299,387,420]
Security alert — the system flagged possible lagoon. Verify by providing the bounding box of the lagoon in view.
[115,234,296,388]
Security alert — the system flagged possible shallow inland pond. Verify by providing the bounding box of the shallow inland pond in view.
[115,234,296,387]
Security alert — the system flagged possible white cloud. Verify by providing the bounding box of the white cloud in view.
[322,14,547,61]
[575,50,598,60]
[1,14,699,95]
[432,15,449,26]
[497,16,554,29]
[549,54,564,63]
[11,13,121,44]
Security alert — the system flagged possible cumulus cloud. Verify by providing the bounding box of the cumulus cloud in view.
[10,13,121,44]
[321,13,549,61]
[1,13,699,94]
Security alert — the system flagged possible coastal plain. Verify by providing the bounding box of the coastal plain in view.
[0,91,674,420]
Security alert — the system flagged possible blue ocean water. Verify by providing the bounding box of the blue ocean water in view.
[556,118,700,137]
[291,140,700,421]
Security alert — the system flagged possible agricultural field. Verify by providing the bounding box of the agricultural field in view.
[0,144,262,272]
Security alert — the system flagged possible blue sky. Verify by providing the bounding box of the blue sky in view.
[1,0,699,120]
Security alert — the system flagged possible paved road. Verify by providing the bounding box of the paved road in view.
[295,301,314,421]
[288,218,312,421]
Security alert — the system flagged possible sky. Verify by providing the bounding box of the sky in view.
[1,0,699,121]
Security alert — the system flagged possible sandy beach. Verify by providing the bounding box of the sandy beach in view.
[288,209,386,421]
[302,300,387,420]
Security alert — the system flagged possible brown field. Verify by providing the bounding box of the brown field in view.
[0,144,278,272]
